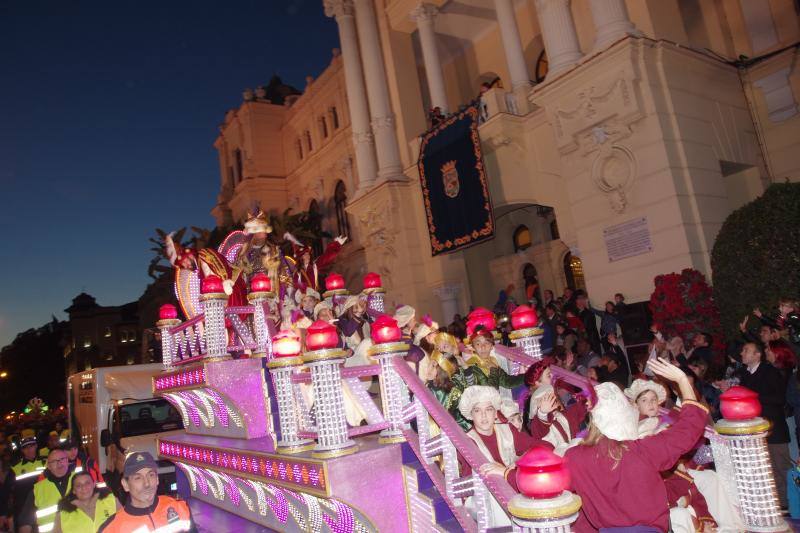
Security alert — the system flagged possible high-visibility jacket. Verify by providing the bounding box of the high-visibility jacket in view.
[98,495,193,533]
[33,473,74,533]
[71,457,107,488]
[58,493,117,533]
[11,458,45,483]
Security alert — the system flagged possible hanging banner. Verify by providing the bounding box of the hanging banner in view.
[417,104,495,256]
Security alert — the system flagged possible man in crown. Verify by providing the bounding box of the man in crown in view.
[233,210,296,301]
[285,234,348,293]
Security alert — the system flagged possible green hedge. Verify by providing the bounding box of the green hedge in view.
[711,182,800,339]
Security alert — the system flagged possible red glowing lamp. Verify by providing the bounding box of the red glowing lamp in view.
[159,304,178,320]
[250,273,272,293]
[720,385,762,420]
[371,315,402,344]
[515,446,570,499]
[511,305,538,330]
[272,330,301,358]
[325,273,345,292]
[305,320,340,351]
[363,272,382,289]
[201,275,224,294]
[466,307,496,336]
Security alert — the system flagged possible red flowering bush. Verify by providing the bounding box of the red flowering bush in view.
[650,268,725,359]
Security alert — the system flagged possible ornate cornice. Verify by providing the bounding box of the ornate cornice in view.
[323,0,354,19]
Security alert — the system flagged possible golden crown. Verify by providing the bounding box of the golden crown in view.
[244,209,272,235]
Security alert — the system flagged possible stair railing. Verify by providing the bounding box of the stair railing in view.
[392,358,519,532]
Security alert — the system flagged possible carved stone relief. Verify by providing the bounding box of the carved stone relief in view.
[589,125,637,213]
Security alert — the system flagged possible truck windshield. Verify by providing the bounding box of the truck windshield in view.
[118,399,183,437]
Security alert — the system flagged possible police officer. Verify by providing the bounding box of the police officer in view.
[98,452,195,532]
[10,436,45,529]
[18,448,74,533]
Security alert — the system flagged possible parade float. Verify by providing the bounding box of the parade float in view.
[150,211,789,532]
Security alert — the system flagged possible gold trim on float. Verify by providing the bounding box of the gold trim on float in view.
[362,287,385,295]
[378,435,407,445]
[247,291,276,301]
[302,348,348,363]
[368,342,410,356]
[311,444,359,459]
[715,419,772,436]
[508,327,544,340]
[276,442,315,455]
[322,289,349,298]
[267,356,304,369]
[507,495,582,520]
[199,292,227,301]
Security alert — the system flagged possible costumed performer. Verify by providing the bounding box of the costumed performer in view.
[338,295,370,351]
[295,287,321,319]
[458,386,551,527]
[625,378,669,438]
[232,210,295,300]
[284,235,347,292]
[563,358,708,532]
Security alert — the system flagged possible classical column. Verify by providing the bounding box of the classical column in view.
[588,0,638,51]
[493,0,532,91]
[433,284,461,326]
[533,0,583,77]
[354,0,405,182]
[411,3,448,113]
[325,0,379,193]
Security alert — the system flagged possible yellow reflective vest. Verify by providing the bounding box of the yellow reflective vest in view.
[58,493,117,533]
[11,458,45,482]
[33,473,74,533]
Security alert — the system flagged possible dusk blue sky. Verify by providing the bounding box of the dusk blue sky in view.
[0,1,339,347]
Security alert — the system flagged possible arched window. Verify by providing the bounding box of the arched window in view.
[513,225,532,252]
[563,253,586,291]
[330,106,340,129]
[320,116,329,139]
[308,200,324,257]
[522,263,541,304]
[334,180,350,239]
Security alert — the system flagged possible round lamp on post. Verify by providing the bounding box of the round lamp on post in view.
[369,315,410,444]
[322,272,349,308]
[362,272,385,314]
[267,330,313,454]
[247,273,276,358]
[714,386,789,531]
[156,304,181,369]
[201,275,225,295]
[466,307,496,337]
[508,447,582,533]
[301,320,356,458]
[509,305,544,364]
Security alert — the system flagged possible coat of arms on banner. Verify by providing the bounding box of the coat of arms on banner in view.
[441,160,460,198]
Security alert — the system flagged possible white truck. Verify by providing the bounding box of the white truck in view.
[67,364,183,494]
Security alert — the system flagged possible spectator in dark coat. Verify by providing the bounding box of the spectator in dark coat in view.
[689,332,714,365]
[576,295,602,354]
[736,341,791,507]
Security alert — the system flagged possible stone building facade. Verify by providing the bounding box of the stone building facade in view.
[212,0,800,323]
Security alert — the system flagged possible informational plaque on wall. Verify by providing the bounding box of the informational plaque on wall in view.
[603,217,653,262]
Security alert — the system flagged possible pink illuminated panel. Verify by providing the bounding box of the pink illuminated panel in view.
[159,440,328,495]
[155,367,206,391]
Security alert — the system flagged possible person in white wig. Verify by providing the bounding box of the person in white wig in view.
[393,305,416,335]
[528,384,588,456]
[313,301,335,322]
[458,386,549,527]
[624,378,669,437]
[294,287,321,318]
[499,399,523,431]
[562,358,709,532]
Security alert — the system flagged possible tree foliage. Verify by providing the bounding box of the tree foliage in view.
[711,182,800,339]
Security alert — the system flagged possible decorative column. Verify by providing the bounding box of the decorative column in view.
[508,447,582,533]
[200,275,228,360]
[714,387,789,532]
[533,0,583,77]
[157,304,180,370]
[268,331,314,454]
[248,273,276,359]
[324,0,379,193]
[411,3,448,113]
[509,305,544,362]
[303,321,358,458]
[353,0,405,182]
[369,315,410,444]
[362,272,385,314]
[433,283,461,326]
[493,0,533,113]
[588,0,638,51]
